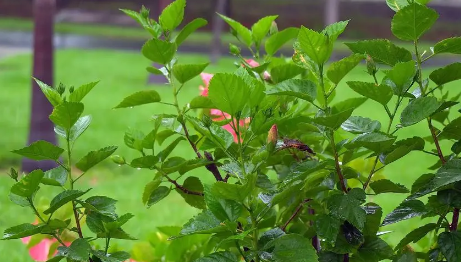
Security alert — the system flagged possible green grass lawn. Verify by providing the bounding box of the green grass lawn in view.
[0,49,455,260]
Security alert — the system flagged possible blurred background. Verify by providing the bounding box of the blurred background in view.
[0,0,460,261]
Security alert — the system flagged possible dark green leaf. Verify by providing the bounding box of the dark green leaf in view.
[363,203,383,237]
[428,159,461,193]
[328,193,367,230]
[218,13,252,47]
[315,214,341,244]
[400,96,441,126]
[131,155,159,169]
[142,38,176,64]
[67,238,91,261]
[204,184,242,222]
[194,251,238,262]
[271,234,318,262]
[265,27,299,56]
[161,156,187,174]
[173,63,209,84]
[345,39,412,66]
[178,158,213,175]
[395,223,436,251]
[347,81,393,105]
[341,116,381,134]
[50,102,84,130]
[189,96,215,109]
[42,166,67,186]
[44,189,91,215]
[298,26,332,64]
[345,132,396,153]
[382,199,426,226]
[269,64,304,84]
[434,37,461,55]
[327,54,364,85]
[157,137,185,162]
[379,136,425,164]
[177,177,206,209]
[142,178,161,205]
[266,79,317,102]
[97,228,136,240]
[11,170,44,197]
[114,90,161,108]
[75,146,117,172]
[439,231,461,262]
[252,15,279,44]
[93,250,131,262]
[208,73,250,115]
[180,210,227,236]
[391,2,438,41]
[159,0,185,31]
[147,186,170,207]
[452,140,461,154]
[331,97,368,114]
[312,109,354,130]
[2,223,43,240]
[12,140,64,161]
[175,18,208,45]
[370,179,409,194]
[34,78,62,106]
[354,237,393,261]
[440,117,461,140]
[68,81,99,102]
[385,61,415,95]
[211,182,251,202]
[393,251,418,262]
[430,63,461,86]
[318,252,343,262]
[85,196,117,218]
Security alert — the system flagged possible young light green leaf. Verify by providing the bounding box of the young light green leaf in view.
[395,223,436,251]
[189,96,215,109]
[218,13,252,47]
[142,179,161,205]
[49,102,84,130]
[186,116,234,149]
[369,179,409,194]
[322,20,349,40]
[180,210,227,236]
[271,234,318,262]
[177,177,206,210]
[382,199,426,226]
[434,37,461,55]
[345,39,412,66]
[208,73,250,115]
[429,63,461,86]
[67,238,91,261]
[341,116,381,134]
[315,214,341,244]
[385,61,415,95]
[142,38,177,64]
[252,15,279,45]
[2,223,44,240]
[327,54,364,85]
[391,2,439,41]
[269,63,304,84]
[175,18,207,45]
[75,146,118,172]
[44,189,91,215]
[298,26,332,65]
[312,109,354,130]
[345,132,396,153]
[147,186,170,208]
[265,27,299,56]
[34,78,62,106]
[55,115,92,142]
[114,90,161,108]
[42,166,67,186]
[400,96,441,126]
[172,63,209,84]
[120,8,162,38]
[12,140,64,161]
[347,81,393,105]
[159,0,186,31]
[439,231,461,262]
[386,0,410,11]
[195,251,238,262]
[204,184,242,222]
[328,193,367,230]
[146,66,164,75]
[124,128,145,152]
[266,79,317,102]
[68,81,99,102]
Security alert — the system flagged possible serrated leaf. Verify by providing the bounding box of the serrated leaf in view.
[266,79,317,102]
[332,97,368,114]
[115,90,161,108]
[298,26,332,65]
[328,193,367,230]
[379,136,425,164]
[12,140,64,161]
[49,101,84,130]
[218,13,252,47]
[177,177,206,209]
[269,63,304,84]
[382,199,426,226]
[429,63,461,86]
[391,2,438,41]
[55,115,92,142]
[175,18,208,45]
[363,203,383,237]
[2,223,44,240]
[204,184,242,222]
[312,109,354,130]
[157,137,185,162]
[208,73,251,115]
[347,81,393,105]
[130,155,159,169]
[327,54,364,85]
[370,179,409,194]
[34,78,62,106]
[68,81,99,102]
[354,236,393,261]
[400,96,441,126]
[385,61,415,95]
[434,37,461,55]
[142,38,176,65]
[11,170,44,197]
[42,166,67,186]
[67,238,91,261]
[387,0,410,11]
[186,116,234,149]
[252,15,279,44]
[345,39,412,66]
[189,96,215,109]
[159,0,185,31]
[44,189,91,215]
[315,214,341,244]
[265,27,299,56]
[271,234,318,262]
[147,186,170,207]
[440,117,461,140]
[194,251,238,262]
[341,116,381,134]
[439,231,461,262]
[173,63,209,84]
[92,250,131,262]
[180,210,227,236]
[345,132,396,153]
[120,8,162,38]
[75,146,117,172]
[85,196,117,218]
[395,223,436,251]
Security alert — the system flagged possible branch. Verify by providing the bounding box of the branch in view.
[204,151,223,181]
[428,119,446,164]
[281,199,311,232]
[165,175,204,196]
[180,121,203,159]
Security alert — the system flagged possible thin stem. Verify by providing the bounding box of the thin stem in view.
[281,199,311,232]
[362,157,379,190]
[331,133,348,193]
[429,119,446,164]
[104,237,111,255]
[425,85,441,96]
[160,170,204,196]
[250,213,260,262]
[451,208,460,231]
[29,199,67,246]
[235,241,249,262]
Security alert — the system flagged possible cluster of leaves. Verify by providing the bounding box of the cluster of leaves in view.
[2,80,134,262]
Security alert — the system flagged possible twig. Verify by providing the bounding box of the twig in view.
[180,121,203,159]
[428,119,446,164]
[451,208,460,231]
[281,199,311,232]
[165,175,204,196]
[204,151,223,181]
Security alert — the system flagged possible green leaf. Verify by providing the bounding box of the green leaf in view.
[161,156,187,174]
[120,8,162,38]
[265,27,299,56]
[97,228,136,240]
[393,251,418,262]
[208,73,250,115]
[177,177,206,210]
[391,2,438,41]
[180,210,227,236]
[93,250,131,262]
[346,81,393,105]
[2,223,44,240]
[178,159,213,175]
[379,136,425,164]
[12,140,64,161]
[142,38,176,64]
[439,231,461,262]
[189,96,215,109]
[84,196,117,219]
[266,79,317,102]
[75,146,117,172]
[114,90,161,108]
[315,214,341,244]
[142,179,161,205]
[434,37,461,55]
[400,96,441,126]
[211,182,251,202]
[124,128,145,152]
[269,64,304,84]
[68,81,99,102]
[385,61,415,95]
[341,116,381,134]
[363,203,383,237]
[353,237,393,261]
[157,137,185,162]
[312,109,354,130]
[327,54,364,85]
[369,179,409,194]
[194,251,238,262]
[440,117,461,140]
[50,102,84,130]
[44,189,90,215]
[427,159,461,194]
[55,115,92,142]
[11,170,44,197]
[175,18,208,45]
[252,15,278,44]
[345,39,412,66]
[34,78,62,106]
[186,116,234,149]
[323,20,349,40]
[271,234,318,262]
[67,238,91,261]
[318,252,343,262]
[147,186,170,207]
[387,0,410,11]
[298,26,332,65]
[328,193,367,230]
[42,166,67,186]
[395,223,436,251]
[146,66,164,75]
[204,184,242,222]
[130,155,159,169]
[382,199,426,226]
[345,132,396,153]
[218,13,252,47]
[429,63,461,86]
[159,0,185,31]
[173,63,209,84]
[331,97,368,114]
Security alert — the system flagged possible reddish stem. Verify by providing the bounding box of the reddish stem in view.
[165,175,204,196]
[451,208,459,231]
[281,199,311,232]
